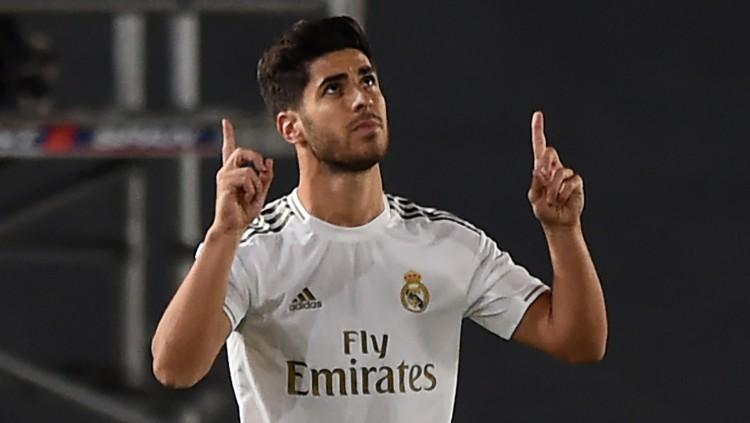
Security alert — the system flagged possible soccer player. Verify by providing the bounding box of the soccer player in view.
[152,16,607,422]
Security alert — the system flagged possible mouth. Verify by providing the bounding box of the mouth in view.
[352,120,381,132]
[349,115,382,132]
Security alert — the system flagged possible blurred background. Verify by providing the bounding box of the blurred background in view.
[0,0,748,422]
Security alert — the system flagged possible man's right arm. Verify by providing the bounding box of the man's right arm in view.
[151,228,238,388]
[151,119,274,388]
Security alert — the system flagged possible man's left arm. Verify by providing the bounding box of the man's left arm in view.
[511,111,608,363]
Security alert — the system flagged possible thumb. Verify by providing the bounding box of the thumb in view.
[528,169,546,203]
[254,159,274,206]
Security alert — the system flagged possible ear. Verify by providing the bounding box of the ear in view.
[276,111,304,145]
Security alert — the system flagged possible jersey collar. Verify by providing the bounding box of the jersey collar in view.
[289,187,390,241]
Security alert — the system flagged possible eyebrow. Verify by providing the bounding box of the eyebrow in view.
[317,66,376,91]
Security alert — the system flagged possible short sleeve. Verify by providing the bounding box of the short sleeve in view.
[195,242,252,331]
[464,232,550,340]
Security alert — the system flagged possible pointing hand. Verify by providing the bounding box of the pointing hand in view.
[527,111,584,229]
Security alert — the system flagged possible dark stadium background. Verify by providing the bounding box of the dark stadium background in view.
[0,1,748,422]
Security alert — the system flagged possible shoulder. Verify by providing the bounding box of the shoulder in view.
[386,193,483,240]
[238,194,298,246]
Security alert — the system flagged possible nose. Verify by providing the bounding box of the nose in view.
[352,85,373,112]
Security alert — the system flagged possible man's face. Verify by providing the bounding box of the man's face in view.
[297,48,388,173]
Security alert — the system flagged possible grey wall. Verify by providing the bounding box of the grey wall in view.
[1,1,748,422]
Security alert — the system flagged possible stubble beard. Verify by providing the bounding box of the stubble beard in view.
[302,116,388,174]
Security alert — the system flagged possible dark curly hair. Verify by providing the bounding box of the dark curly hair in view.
[257,16,373,118]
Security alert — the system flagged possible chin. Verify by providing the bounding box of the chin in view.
[327,151,385,173]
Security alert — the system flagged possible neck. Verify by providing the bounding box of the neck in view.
[296,153,384,227]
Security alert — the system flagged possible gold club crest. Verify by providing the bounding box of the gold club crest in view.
[400,270,430,313]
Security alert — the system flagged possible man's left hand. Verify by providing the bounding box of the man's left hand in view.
[527,111,584,229]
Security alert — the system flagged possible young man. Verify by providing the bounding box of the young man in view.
[152,16,607,422]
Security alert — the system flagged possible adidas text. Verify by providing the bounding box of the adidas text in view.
[290,301,322,311]
[290,288,323,311]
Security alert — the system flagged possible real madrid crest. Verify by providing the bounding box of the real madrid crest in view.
[400,270,430,313]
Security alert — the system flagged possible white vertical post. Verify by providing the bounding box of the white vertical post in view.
[171,11,202,284]
[113,13,146,111]
[123,168,147,388]
[170,12,200,111]
[326,0,367,27]
[177,152,201,283]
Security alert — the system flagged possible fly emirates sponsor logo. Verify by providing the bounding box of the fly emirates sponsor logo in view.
[287,330,437,396]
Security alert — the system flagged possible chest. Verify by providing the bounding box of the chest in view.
[243,240,471,371]
[251,239,472,327]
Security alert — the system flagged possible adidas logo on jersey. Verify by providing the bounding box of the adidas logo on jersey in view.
[289,288,322,312]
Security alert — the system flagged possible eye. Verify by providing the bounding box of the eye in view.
[362,75,377,87]
[323,83,340,95]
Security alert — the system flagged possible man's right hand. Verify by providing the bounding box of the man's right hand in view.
[212,118,274,236]
[152,118,272,388]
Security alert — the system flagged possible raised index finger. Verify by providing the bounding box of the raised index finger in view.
[221,118,237,164]
[531,111,546,168]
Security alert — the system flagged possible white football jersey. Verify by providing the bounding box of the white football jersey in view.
[204,188,549,423]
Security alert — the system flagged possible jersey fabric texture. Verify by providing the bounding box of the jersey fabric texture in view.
[198,188,549,423]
